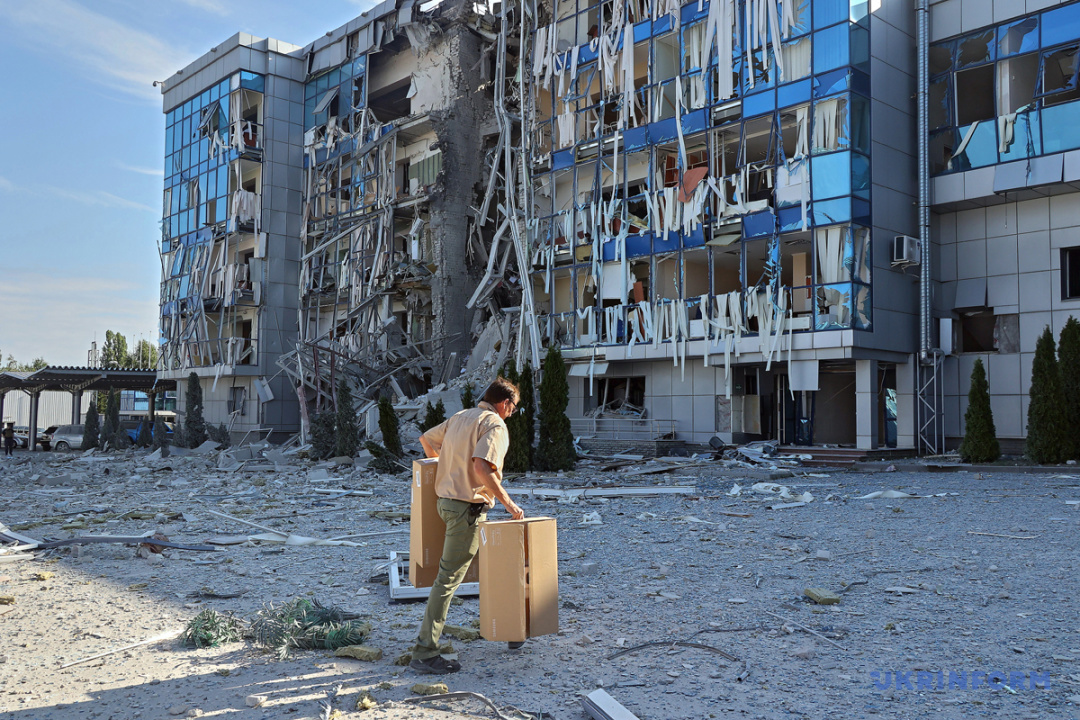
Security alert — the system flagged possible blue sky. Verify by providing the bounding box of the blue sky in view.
[0,0,374,366]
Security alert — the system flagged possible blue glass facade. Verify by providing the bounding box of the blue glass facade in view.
[930,1,1080,174]
[529,0,874,350]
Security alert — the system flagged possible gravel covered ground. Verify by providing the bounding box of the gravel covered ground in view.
[1,446,1079,720]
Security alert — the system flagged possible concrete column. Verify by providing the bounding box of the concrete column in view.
[71,390,83,425]
[28,391,40,452]
[428,25,491,371]
[0,391,5,424]
[148,391,157,422]
[896,356,916,449]
[856,359,879,450]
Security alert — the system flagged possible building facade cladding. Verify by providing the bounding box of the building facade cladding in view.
[927,0,1080,448]
[528,0,925,448]
[159,37,305,440]
[286,2,501,418]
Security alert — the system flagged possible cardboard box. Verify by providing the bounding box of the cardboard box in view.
[478,517,559,642]
[409,458,479,589]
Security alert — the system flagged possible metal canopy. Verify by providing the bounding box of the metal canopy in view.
[0,367,174,394]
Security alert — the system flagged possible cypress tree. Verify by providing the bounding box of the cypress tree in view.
[418,399,446,433]
[101,388,121,450]
[535,345,576,471]
[958,358,999,463]
[184,372,208,448]
[152,417,170,451]
[1026,326,1069,464]
[1059,317,1080,460]
[461,383,475,409]
[521,359,536,469]
[334,377,359,458]
[378,396,402,458]
[311,411,336,460]
[136,420,153,448]
[82,401,100,450]
[503,360,530,473]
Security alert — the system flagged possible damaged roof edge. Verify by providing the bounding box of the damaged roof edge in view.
[161,32,305,96]
[302,0,408,57]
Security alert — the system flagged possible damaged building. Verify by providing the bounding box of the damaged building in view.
[158,0,1080,453]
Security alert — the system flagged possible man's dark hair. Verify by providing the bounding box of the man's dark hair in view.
[482,376,520,406]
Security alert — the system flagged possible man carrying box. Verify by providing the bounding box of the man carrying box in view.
[410,377,525,675]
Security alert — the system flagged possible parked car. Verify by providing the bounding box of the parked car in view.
[124,418,174,445]
[51,424,86,452]
[13,426,54,450]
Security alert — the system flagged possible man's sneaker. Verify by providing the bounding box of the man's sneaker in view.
[507,640,526,650]
[410,655,461,675]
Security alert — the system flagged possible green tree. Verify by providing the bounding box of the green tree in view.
[334,378,360,458]
[136,420,153,448]
[520,359,536,469]
[461,383,475,409]
[959,358,999,463]
[1,353,47,372]
[310,412,336,460]
[132,339,159,369]
[1059,317,1080,460]
[535,345,576,471]
[1026,326,1069,464]
[377,396,402,458]
[82,402,100,450]
[503,359,530,473]
[418,399,446,433]
[183,372,208,448]
[101,331,131,369]
[152,417,171,451]
[101,389,125,449]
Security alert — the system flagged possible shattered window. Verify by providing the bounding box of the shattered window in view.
[781,38,812,83]
[1040,45,1080,106]
[955,65,995,125]
[957,30,995,69]
[999,17,1039,56]
[930,42,953,76]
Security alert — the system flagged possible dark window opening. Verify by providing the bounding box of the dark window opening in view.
[228,386,247,414]
[1063,247,1080,299]
[1041,45,1080,106]
[957,310,1019,353]
[957,30,995,68]
[583,376,647,416]
[956,65,995,125]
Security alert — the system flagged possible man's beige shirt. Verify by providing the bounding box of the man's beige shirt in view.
[421,401,509,505]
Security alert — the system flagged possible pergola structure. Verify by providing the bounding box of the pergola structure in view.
[0,367,175,451]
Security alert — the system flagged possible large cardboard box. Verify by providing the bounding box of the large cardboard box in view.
[409,458,479,589]
[478,517,559,642]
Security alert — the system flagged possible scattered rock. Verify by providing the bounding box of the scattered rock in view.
[412,682,449,695]
[334,645,383,661]
[442,624,480,642]
[804,588,840,605]
[245,695,267,708]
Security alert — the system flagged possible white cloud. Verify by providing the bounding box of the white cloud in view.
[117,162,164,177]
[0,271,159,366]
[0,176,14,191]
[0,0,189,102]
[49,186,157,214]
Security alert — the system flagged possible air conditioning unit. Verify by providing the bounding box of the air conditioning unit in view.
[891,235,921,265]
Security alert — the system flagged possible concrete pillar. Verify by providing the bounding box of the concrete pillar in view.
[148,390,157,422]
[0,391,5,424]
[428,24,491,371]
[28,391,40,452]
[896,356,916,449]
[71,390,83,425]
[856,359,879,450]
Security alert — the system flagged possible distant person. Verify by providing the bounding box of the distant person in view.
[410,377,524,675]
[2,422,15,457]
